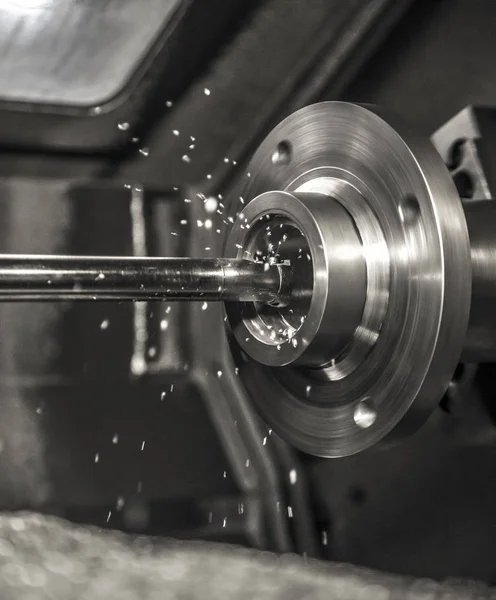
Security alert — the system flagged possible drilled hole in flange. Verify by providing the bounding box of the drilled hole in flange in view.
[398,194,420,224]
[453,170,474,199]
[353,398,377,429]
[271,141,292,166]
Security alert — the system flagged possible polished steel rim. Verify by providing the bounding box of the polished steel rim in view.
[226,102,471,457]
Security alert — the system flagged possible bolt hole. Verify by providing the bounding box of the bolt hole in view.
[271,141,292,166]
[447,138,466,171]
[353,398,377,429]
[398,194,420,225]
[453,170,474,199]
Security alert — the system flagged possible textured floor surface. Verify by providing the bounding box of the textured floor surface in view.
[0,513,492,600]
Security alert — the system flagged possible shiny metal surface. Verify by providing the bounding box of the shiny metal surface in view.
[0,0,180,106]
[294,176,389,380]
[230,101,471,457]
[0,102,478,459]
[226,190,367,368]
[0,256,284,303]
[462,200,496,362]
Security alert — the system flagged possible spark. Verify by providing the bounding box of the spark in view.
[205,197,218,213]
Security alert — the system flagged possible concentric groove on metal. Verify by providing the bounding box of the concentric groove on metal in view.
[227,102,471,457]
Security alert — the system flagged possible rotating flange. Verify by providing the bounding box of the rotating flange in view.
[225,102,471,458]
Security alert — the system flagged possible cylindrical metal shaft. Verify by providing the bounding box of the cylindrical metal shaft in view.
[0,255,283,303]
[462,199,496,362]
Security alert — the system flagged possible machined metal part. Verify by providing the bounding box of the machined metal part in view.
[226,101,472,457]
[0,102,491,460]
[0,256,285,304]
[432,108,496,363]
[462,200,496,363]
[226,190,367,368]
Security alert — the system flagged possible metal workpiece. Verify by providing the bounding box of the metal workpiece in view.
[0,101,491,459]
[432,108,496,363]
[226,190,367,368]
[462,199,496,362]
[227,101,472,457]
[0,256,285,304]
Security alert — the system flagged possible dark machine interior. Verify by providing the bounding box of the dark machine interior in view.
[2,0,496,597]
